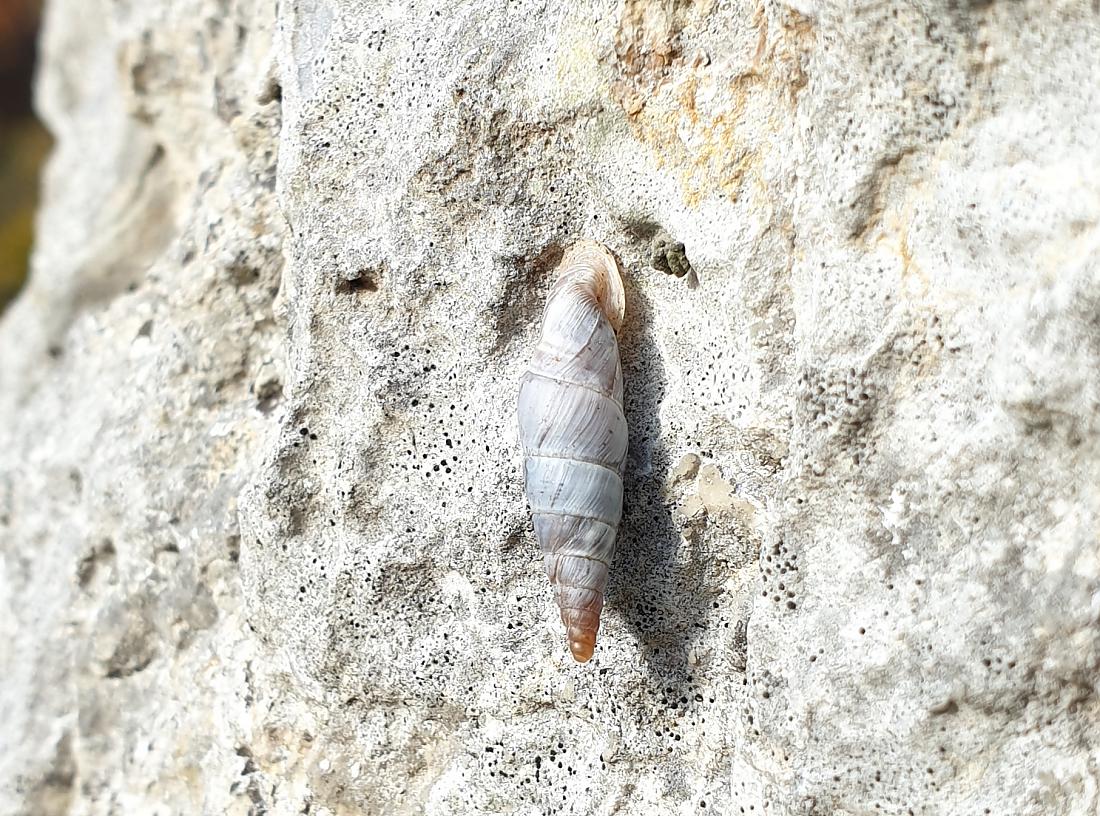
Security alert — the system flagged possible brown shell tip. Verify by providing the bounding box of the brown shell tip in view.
[569,638,595,662]
[566,625,597,662]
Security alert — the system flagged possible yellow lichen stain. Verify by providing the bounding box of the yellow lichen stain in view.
[883,198,931,300]
[615,0,709,80]
[608,1,813,206]
[621,66,765,206]
[766,4,813,99]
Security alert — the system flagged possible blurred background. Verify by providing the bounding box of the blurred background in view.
[0,0,49,311]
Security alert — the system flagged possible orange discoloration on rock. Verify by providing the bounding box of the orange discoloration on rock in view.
[608,1,814,205]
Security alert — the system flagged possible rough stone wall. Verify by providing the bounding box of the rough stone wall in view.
[2,1,1098,814]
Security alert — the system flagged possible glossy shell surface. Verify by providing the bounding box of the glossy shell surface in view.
[517,240,627,662]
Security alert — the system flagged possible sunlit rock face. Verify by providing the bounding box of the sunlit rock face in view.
[2,2,1099,814]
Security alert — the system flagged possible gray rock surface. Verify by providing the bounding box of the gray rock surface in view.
[2,0,1099,814]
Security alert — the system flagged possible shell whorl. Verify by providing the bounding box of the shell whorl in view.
[517,240,626,662]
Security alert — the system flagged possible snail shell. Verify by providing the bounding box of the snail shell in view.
[517,240,627,662]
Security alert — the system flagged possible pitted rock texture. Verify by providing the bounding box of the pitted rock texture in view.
[2,1,1099,814]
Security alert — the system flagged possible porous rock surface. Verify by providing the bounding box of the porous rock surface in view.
[2,1,1099,814]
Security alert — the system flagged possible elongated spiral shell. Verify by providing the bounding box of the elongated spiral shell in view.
[518,240,627,662]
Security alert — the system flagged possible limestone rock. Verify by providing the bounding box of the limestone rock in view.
[2,1,1098,814]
